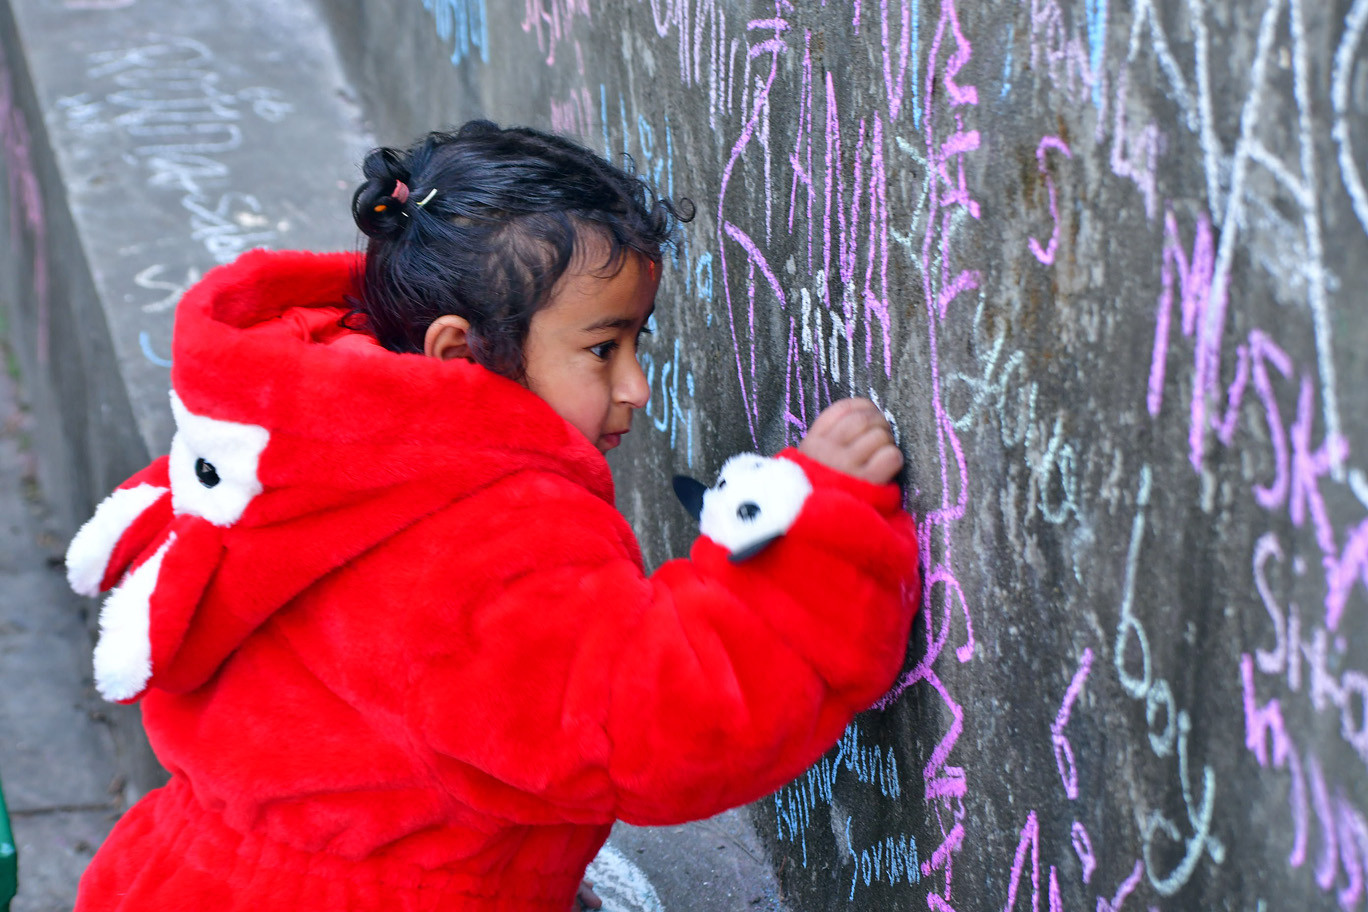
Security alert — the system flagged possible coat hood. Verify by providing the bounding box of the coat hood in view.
[68,248,614,701]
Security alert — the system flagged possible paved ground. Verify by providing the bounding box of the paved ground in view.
[0,308,123,912]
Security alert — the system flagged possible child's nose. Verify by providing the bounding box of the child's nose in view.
[617,356,650,409]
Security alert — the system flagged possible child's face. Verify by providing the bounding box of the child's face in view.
[522,249,659,453]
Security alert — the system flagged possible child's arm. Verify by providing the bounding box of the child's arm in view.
[409,404,918,825]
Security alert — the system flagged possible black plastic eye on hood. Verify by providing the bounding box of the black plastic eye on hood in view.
[195,458,221,488]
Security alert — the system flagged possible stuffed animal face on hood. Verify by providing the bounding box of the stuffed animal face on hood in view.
[64,249,616,705]
[66,392,270,702]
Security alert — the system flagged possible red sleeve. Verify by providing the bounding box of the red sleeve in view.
[408,452,919,826]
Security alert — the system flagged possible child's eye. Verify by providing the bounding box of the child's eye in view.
[590,340,619,360]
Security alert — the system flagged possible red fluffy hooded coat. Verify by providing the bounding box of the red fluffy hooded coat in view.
[65,249,920,912]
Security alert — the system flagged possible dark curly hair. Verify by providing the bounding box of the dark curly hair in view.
[350,121,693,379]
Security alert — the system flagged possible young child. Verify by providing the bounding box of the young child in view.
[64,121,919,912]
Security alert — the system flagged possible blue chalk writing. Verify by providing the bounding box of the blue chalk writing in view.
[1085,0,1108,107]
[139,331,172,367]
[773,721,902,867]
[421,0,489,66]
[639,336,695,467]
[1002,20,1015,98]
[847,817,920,900]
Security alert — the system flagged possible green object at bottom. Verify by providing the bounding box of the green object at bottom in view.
[0,771,16,912]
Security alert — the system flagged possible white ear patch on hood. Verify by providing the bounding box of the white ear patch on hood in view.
[65,483,169,597]
[676,454,813,562]
[93,532,174,702]
[168,391,270,527]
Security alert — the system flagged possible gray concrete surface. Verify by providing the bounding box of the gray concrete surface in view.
[0,308,122,912]
[601,816,787,912]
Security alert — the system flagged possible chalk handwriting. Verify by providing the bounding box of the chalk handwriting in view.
[773,720,903,867]
[1052,647,1093,800]
[523,0,590,66]
[1029,136,1073,265]
[597,89,700,467]
[57,38,289,267]
[846,817,920,901]
[421,0,490,66]
[134,265,202,315]
[1333,0,1368,238]
[1116,467,1227,895]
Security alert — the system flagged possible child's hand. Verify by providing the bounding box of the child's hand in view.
[798,398,904,485]
[574,880,603,910]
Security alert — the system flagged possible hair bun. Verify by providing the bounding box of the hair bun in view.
[352,176,410,240]
[352,146,414,240]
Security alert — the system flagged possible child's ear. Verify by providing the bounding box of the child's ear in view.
[425,315,475,362]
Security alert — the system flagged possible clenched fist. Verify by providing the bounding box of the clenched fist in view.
[797,398,903,485]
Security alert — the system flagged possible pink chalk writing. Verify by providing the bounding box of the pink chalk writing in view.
[1052,647,1094,800]
[1096,860,1145,912]
[1109,65,1161,221]
[550,85,594,139]
[1243,649,1368,903]
[1146,186,1368,643]
[1002,811,1040,912]
[522,0,590,66]
[716,5,897,447]
[1072,821,1097,885]
[1029,135,1073,266]
[880,0,916,123]
[876,3,981,909]
[1002,810,1144,912]
[1026,0,1109,111]
[715,10,788,443]
[1144,207,1219,471]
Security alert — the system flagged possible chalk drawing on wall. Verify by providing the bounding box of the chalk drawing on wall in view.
[56,38,291,268]
[422,0,489,66]
[1333,0,1368,239]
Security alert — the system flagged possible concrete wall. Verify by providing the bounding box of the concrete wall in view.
[318,1,1368,909]
[2,0,1366,908]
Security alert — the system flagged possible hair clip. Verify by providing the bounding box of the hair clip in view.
[391,180,411,204]
[415,188,438,208]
